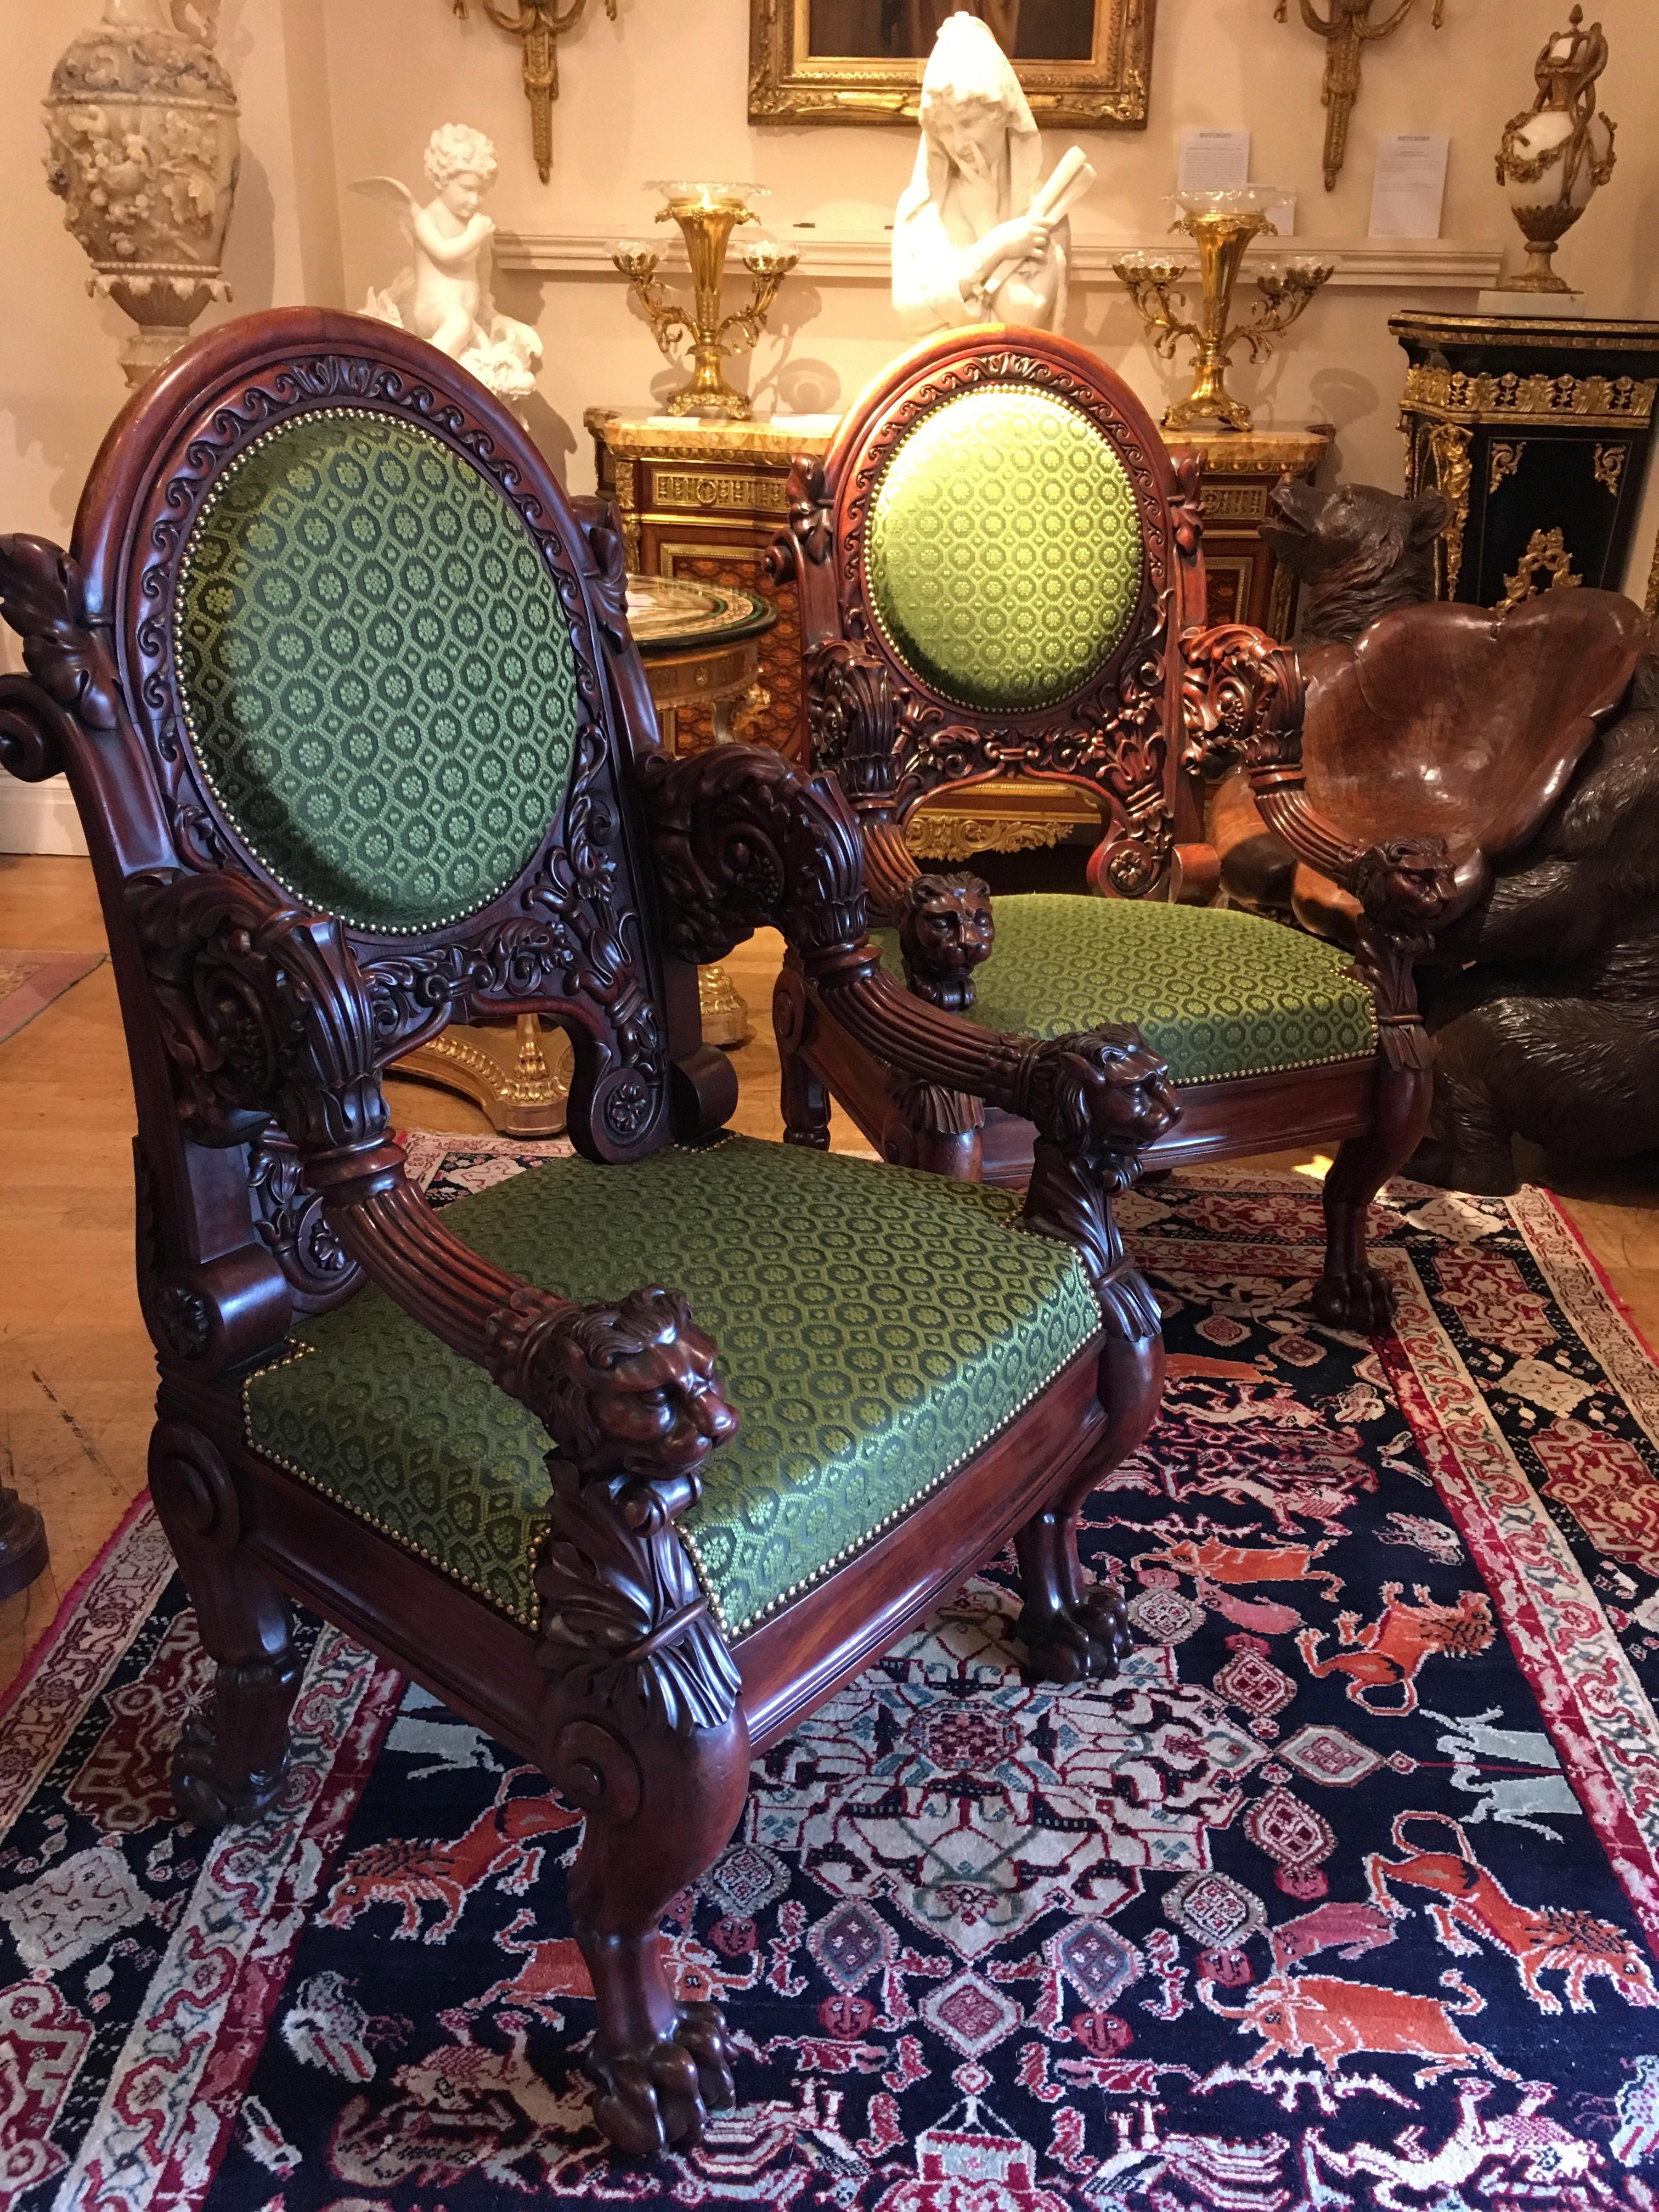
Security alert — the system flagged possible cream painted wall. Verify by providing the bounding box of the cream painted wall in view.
[0,0,345,850]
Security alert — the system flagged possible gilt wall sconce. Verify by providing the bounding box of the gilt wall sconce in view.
[1274,0,1447,191]
[450,0,617,182]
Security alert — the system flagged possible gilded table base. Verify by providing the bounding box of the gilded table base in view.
[396,1014,572,1138]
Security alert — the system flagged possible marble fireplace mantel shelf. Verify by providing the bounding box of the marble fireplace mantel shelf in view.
[496,231,1506,292]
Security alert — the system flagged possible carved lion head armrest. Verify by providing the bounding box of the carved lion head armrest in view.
[1016,1026,1180,1341]
[487,1280,744,1736]
[642,743,868,968]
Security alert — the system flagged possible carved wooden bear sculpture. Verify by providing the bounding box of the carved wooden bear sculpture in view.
[1413,653,1659,1193]
[1209,478,1657,1193]
[1262,477,1449,647]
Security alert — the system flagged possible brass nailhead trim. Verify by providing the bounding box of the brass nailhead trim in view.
[242,1337,537,1627]
[245,1139,1095,1646]
[173,406,556,940]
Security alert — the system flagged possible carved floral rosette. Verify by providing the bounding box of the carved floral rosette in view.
[43,0,239,386]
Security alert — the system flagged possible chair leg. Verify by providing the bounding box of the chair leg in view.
[774,964,830,1150]
[781,1043,831,1150]
[1314,1061,1433,1332]
[148,1422,300,1827]
[543,1699,751,2155]
[1015,1330,1164,1683]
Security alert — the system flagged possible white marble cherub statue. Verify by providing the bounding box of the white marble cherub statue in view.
[892,12,1095,335]
[353,124,541,408]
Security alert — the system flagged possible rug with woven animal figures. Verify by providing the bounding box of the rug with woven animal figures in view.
[5,1153,1659,2212]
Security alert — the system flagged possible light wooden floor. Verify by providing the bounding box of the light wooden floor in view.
[3,851,1656,1695]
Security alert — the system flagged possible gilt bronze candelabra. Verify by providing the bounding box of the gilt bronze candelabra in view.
[612,180,798,420]
[1115,188,1334,433]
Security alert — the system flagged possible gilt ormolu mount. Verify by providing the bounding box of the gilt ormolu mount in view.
[450,0,616,182]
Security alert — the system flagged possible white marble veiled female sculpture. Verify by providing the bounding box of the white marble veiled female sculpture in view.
[891,12,1093,335]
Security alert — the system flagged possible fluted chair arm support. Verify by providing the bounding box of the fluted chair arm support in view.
[123,867,743,1697]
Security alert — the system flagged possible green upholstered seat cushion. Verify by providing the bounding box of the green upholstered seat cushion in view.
[176,411,579,935]
[876,894,1375,1085]
[866,386,1142,713]
[244,1136,1099,1639]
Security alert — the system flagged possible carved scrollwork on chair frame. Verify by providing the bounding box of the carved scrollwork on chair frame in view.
[354,733,666,1105]
[248,1135,357,1303]
[641,743,867,966]
[767,455,833,586]
[0,533,122,746]
[126,867,390,1156]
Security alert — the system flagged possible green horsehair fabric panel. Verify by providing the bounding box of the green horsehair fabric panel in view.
[244,1137,1100,1637]
[877,895,1375,1084]
[176,411,579,933]
[866,386,1143,712]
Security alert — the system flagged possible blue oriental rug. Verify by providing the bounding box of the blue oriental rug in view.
[5,1149,1659,2210]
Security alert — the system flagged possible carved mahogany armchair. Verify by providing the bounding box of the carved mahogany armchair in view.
[0,310,1185,2156]
[774,324,1457,1331]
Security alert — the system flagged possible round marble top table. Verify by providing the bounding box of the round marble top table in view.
[627,573,776,747]
[393,573,780,1132]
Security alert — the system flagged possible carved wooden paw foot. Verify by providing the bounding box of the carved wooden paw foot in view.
[171,1718,290,1828]
[1019,1586,1132,1685]
[1312,1268,1396,1334]
[170,1654,300,1828]
[590,2001,736,2156]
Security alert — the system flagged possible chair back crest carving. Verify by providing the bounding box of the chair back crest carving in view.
[783,326,1207,898]
[0,312,674,1349]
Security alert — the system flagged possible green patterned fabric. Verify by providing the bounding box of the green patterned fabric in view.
[877,894,1375,1084]
[176,411,579,934]
[245,1137,1098,1638]
[867,386,1142,713]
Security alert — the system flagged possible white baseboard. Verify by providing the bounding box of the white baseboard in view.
[0,777,88,857]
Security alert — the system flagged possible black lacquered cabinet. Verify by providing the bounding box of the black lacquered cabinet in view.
[1391,311,1659,608]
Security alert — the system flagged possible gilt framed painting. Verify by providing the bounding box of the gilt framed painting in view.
[749,0,1154,126]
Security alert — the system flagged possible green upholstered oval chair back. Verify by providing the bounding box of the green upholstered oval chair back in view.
[174,409,582,935]
[865,383,1144,714]
[798,331,1206,894]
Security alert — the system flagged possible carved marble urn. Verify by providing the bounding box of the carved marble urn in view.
[43,0,240,387]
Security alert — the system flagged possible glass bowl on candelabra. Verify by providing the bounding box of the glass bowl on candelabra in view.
[611,180,799,420]
[1114,187,1334,432]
